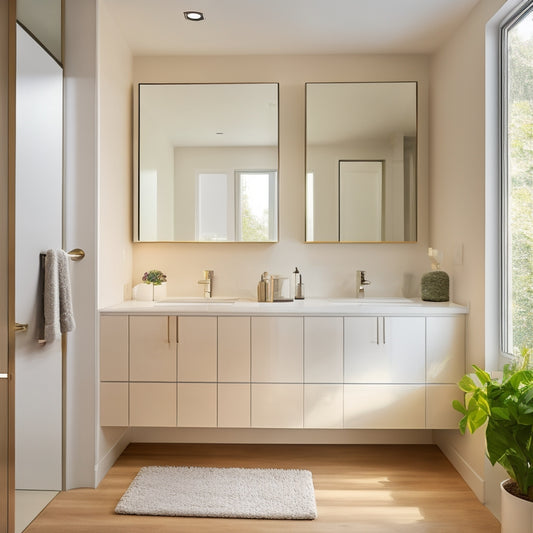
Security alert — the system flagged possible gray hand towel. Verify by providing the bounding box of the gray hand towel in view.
[43,249,76,343]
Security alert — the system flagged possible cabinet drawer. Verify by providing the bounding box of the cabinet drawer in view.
[344,384,425,428]
[304,384,343,428]
[218,383,250,428]
[251,384,303,428]
[426,384,463,429]
[129,382,176,427]
[100,382,128,426]
[177,383,217,427]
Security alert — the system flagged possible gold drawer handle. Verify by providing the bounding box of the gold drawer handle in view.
[15,323,28,332]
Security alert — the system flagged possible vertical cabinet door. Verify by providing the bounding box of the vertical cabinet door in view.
[426,384,464,429]
[129,382,176,427]
[100,315,128,381]
[251,384,303,428]
[218,316,250,382]
[129,316,177,382]
[100,382,128,426]
[218,383,251,428]
[304,384,343,428]
[304,317,343,383]
[426,316,465,383]
[177,383,217,427]
[178,316,217,382]
[344,316,425,383]
[251,317,303,383]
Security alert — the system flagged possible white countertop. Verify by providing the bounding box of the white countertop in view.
[100,297,468,316]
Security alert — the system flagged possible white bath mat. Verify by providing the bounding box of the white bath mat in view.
[115,465,317,520]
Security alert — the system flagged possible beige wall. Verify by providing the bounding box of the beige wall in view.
[130,54,430,300]
[96,0,132,480]
[429,0,507,506]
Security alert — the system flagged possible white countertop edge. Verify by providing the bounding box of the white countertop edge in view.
[100,298,468,316]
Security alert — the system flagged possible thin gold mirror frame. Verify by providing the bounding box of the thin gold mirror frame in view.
[305,81,418,243]
[134,82,280,243]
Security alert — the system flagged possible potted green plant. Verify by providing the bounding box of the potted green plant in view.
[141,270,167,300]
[453,348,533,533]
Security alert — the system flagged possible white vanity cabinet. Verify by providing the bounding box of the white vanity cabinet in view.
[99,303,466,431]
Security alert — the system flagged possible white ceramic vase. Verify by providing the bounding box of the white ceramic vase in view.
[132,283,153,301]
[501,480,533,533]
[153,282,167,301]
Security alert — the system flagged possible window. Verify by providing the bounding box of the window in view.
[501,3,533,355]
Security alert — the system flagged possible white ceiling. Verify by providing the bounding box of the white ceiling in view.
[103,0,481,56]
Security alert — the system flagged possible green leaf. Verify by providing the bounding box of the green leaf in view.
[452,399,467,415]
[473,365,492,385]
[458,375,478,392]
[491,407,511,420]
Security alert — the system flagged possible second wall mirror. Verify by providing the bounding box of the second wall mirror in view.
[136,83,279,242]
[305,82,417,243]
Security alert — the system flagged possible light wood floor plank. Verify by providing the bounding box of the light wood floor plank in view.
[25,443,500,532]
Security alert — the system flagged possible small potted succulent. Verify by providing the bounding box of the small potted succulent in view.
[453,348,533,532]
[132,270,167,301]
[142,270,167,286]
[142,269,167,300]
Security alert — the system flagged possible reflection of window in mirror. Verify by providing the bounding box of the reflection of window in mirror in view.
[306,172,315,241]
[196,170,277,242]
[236,171,277,242]
[196,173,234,241]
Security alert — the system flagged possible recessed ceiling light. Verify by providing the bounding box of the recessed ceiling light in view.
[184,11,204,21]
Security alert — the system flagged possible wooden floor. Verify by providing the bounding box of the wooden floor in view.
[25,443,500,532]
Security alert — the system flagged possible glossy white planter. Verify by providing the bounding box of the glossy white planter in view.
[501,481,533,533]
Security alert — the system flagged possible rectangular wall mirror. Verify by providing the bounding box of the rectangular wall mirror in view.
[305,82,417,243]
[136,83,279,242]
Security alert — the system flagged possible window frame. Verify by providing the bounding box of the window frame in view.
[499,1,533,356]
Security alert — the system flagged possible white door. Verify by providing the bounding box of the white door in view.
[15,24,63,490]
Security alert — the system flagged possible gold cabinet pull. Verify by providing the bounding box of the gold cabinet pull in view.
[15,323,28,332]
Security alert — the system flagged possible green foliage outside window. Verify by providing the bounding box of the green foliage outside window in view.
[508,18,533,353]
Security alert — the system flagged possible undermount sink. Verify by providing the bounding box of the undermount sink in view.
[328,297,417,304]
[155,297,237,304]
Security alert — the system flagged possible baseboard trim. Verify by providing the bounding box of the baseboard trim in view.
[94,431,130,487]
[437,440,485,502]
[127,427,434,445]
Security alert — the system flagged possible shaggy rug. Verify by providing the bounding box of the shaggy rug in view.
[115,465,317,520]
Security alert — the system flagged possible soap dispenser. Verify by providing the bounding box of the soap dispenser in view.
[257,272,269,302]
[293,267,305,300]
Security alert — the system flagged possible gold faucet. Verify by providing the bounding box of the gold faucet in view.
[356,270,371,298]
[198,270,214,298]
